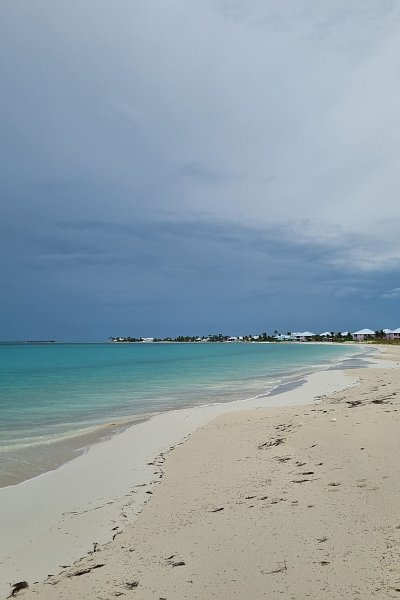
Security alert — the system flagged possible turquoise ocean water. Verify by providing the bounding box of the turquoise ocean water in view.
[0,342,365,486]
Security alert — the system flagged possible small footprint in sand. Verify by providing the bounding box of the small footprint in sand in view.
[356,479,380,491]
[327,482,341,491]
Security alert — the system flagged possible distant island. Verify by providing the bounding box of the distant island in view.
[25,340,57,344]
[0,340,57,345]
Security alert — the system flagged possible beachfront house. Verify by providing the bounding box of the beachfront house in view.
[352,328,375,342]
[292,331,315,342]
[386,328,400,340]
[320,331,332,339]
[274,334,294,341]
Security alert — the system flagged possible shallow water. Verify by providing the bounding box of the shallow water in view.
[0,342,364,486]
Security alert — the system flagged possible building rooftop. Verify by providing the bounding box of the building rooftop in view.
[353,328,375,335]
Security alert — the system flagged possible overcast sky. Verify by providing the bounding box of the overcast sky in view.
[1,1,400,340]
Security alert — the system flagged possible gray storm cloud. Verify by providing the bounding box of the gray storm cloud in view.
[1,1,400,339]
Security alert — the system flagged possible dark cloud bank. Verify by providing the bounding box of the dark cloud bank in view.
[1,0,400,340]
[1,215,398,340]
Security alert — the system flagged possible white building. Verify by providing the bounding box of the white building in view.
[274,334,294,341]
[292,331,315,342]
[386,328,400,340]
[352,328,375,342]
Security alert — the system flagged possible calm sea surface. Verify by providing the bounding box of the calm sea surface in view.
[0,342,364,486]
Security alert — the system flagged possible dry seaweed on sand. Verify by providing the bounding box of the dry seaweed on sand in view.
[347,399,363,408]
[262,561,287,575]
[258,438,285,449]
[70,564,105,577]
[8,581,28,598]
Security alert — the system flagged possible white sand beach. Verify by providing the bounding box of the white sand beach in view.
[2,346,400,599]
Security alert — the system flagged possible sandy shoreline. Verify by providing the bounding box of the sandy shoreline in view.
[2,346,399,599]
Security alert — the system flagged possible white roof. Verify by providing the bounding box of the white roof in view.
[390,327,400,334]
[320,331,332,336]
[383,328,392,333]
[341,331,349,336]
[353,328,375,335]
[292,331,314,337]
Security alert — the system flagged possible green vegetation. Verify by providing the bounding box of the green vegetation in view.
[108,331,351,343]
[109,331,400,344]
